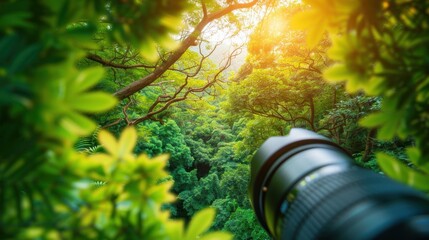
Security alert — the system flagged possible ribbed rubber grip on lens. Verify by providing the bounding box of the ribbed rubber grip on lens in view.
[280,168,425,240]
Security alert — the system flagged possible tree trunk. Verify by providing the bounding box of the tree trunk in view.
[309,96,316,131]
[362,128,376,162]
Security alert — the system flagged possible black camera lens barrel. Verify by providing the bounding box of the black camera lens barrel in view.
[249,129,352,234]
[249,128,429,240]
[280,167,429,240]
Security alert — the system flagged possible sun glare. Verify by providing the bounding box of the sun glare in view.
[267,14,289,37]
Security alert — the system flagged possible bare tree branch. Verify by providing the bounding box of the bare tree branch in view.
[87,53,156,69]
[201,0,208,18]
[128,44,241,125]
[113,0,260,100]
[100,39,242,127]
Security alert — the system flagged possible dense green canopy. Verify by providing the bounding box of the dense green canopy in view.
[1,0,429,239]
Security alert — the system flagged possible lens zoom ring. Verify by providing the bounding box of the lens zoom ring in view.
[280,168,422,240]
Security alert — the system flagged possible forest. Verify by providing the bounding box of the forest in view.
[1,0,429,239]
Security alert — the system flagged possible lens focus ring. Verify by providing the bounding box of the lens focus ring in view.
[279,168,426,240]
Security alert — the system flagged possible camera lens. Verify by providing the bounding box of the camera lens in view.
[249,128,429,240]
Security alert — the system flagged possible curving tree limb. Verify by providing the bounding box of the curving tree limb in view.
[110,0,259,100]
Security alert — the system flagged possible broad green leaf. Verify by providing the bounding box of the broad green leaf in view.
[145,155,168,171]
[305,16,326,47]
[344,75,365,93]
[323,64,350,83]
[290,10,326,47]
[377,98,403,140]
[377,120,399,140]
[406,147,429,174]
[98,130,118,156]
[406,147,421,166]
[0,35,20,63]
[140,38,159,63]
[160,15,182,31]
[290,10,319,30]
[20,227,44,239]
[147,181,175,203]
[117,127,137,160]
[377,152,429,191]
[327,36,348,61]
[0,12,32,29]
[69,92,117,113]
[64,23,99,49]
[359,113,385,128]
[335,0,359,13]
[73,67,105,93]
[88,153,113,174]
[9,44,42,74]
[124,180,141,197]
[365,75,384,96]
[158,36,180,51]
[200,232,233,240]
[61,112,96,136]
[185,208,216,239]
[165,220,185,240]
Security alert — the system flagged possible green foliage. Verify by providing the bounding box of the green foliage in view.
[93,46,224,126]
[0,2,116,236]
[210,198,238,230]
[220,164,251,208]
[227,4,351,149]
[377,152,429,191]
[1,0,235,239]
[75,128,175,239]
[2,124,229,239]
[106,1,187,61]
[166,207,232,240]
[320,95,379,152]
[293,0,429,189]
[353,153,381,173]
[138,120,194,170]
[223,208,269,240]
[11,0,429,239]
[227,66,329,133]
[179,173,222,216]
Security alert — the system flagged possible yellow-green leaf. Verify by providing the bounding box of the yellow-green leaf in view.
[378,119,400,141]
[88,153,113,173]
[306,18,326,47]
[365,75,384,95]
[290,10,327,47]
[406,147,421,166]
[185,208,216,239]
[165,220,185,240]
[98,130,118,156]
[406,147,429,174]
[118,127,137,159]
[200,232,233,240]
[323,64,350,83]
[148,181,176,203]
[359,113,385,128]
[69,92,117,113]
[327,35,359,61]
[160,15,182,31]
[140,38,159,63]
[377,152,429,191]
[290,10,319,30]
[74,67,105,93]
[158,36,180,51]
[61,112,96,136]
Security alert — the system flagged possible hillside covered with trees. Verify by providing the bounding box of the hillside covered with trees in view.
[1,0,429,239]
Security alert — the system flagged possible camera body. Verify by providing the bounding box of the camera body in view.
[249,128,429,240]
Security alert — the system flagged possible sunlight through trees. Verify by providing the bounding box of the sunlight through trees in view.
[2,0,429,239]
